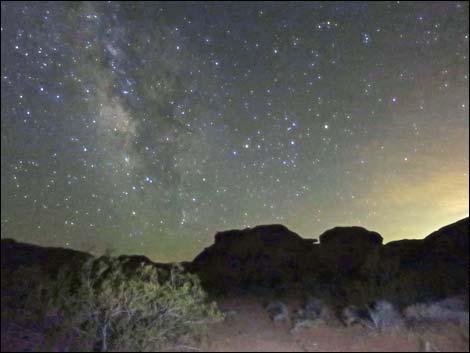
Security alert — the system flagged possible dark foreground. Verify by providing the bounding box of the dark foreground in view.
[204,296,469,352]
[1,218,469,351]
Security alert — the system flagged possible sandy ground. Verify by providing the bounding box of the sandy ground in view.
[203,296,470,352]
[2,296,468,352]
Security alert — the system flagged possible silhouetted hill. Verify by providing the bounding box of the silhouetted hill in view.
[191,218,469,304]
[1,218,468,305]
[0,238,174,276]
[378,217,469,304]
[1,238,92,274]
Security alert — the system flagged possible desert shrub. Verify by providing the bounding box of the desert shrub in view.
[3,257,222,351]
[292,297,341,329]
[368,300,404,331]
[341,305,374,328]
[403,296,469,325]
[265,301,289,323]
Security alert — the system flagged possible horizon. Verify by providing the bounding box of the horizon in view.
[2,215,468,263]
[1,2,469,263]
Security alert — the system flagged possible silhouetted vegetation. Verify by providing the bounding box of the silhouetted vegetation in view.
[1,256,222,351]
[1,218,468,351]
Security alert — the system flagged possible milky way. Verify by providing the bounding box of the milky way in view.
[1,2,469,261]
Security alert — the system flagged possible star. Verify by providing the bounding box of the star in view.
[0,1,468,261]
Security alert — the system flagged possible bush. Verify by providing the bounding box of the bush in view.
[368,300,404,331]
[403,296,469,325]
[2,256,222,351]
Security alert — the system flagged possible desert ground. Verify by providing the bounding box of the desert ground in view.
[2,217,468,352]
[202,296,469,352]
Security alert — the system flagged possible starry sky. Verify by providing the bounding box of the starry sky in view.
[1,2,469,261]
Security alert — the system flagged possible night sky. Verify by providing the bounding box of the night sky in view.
[1,2,468,261]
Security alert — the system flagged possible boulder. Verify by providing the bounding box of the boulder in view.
[318,226,383,277]
[191,224,314,292]
[319,226,383,247]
